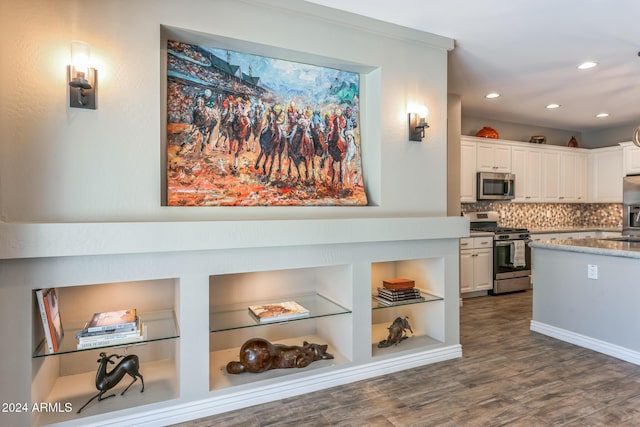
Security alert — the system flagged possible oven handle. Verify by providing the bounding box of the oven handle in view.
[495,239,532,247]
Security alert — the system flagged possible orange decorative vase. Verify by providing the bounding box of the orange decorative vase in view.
[476,126,499,139]
[568,136,578,147]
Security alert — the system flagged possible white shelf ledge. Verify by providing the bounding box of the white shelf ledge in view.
[0,216,469,260]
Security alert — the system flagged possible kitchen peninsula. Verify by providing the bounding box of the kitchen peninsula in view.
[529,238,640,365]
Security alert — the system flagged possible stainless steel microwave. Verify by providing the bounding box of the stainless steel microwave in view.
[477,172,515,200]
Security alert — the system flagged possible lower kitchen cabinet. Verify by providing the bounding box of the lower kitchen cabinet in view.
[460,236,493,294]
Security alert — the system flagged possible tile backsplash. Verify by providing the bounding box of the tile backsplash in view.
[461,202,622,229]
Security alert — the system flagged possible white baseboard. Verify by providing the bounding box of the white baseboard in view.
[530,320,640,366]
[89,345,462,427]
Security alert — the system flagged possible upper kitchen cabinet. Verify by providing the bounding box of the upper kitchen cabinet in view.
[560,150,587,202]
[460,139,477,202]
[589,146,623,203]
[461,136,589,204]
[621,141,640,176]
[476,141,511,173]
[511,146,541,202]
[539,148,587,203]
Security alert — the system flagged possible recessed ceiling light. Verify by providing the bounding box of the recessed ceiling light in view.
[578,61,598,70]
[485,92,500,99]
[546,103,560,109]
[596,112,609,118]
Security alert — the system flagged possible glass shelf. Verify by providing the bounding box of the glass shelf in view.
[371,290,443,310]
[209,293,351,333]
[33,310,179,358]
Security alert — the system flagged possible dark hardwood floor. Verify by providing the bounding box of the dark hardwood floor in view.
[172,291,640,426]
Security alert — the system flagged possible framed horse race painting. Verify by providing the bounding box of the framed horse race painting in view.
[165,39,367,206]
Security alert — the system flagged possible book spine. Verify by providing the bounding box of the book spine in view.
[86,321,138,334]
[42,293,59,352]
[78,330,141,343]
[77,335,144,350]
[36,290,54,354]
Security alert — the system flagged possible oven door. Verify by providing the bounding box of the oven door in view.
[493,239,532,294]
[494,239,531,277]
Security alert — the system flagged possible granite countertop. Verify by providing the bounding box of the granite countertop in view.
[529,238,640,259]
[528,226,622,234]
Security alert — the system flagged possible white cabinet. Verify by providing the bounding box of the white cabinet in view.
[461,136,589,204]
[589,146,623,202]
[460,139,477,202]
[511,146,541,202]
[621,141,640,175]
[559,151,587,202]
[540,149,587,203]
[460,236,493,294]
[476,142,511,172]
[541,151,561,201]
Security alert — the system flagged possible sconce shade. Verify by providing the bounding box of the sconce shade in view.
[68,41,97,109]
[408,112,429,141]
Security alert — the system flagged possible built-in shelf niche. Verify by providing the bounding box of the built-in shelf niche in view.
[31,279,180,426]
[208,265,352,391]
[370,258,445,358]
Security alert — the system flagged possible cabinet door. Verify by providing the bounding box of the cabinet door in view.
[589,147,623,202]
[473,248,493,291]
[493,146,511,172]
[526,149,542,201]
[624,144,640,175]
[476,143,497,172]
[460,142,476,202]
[559,152,577,201]
[512,147,541,202]
[575,153,587,202]
[476,143,511,172]
[459,250,474,293]
[541,151,560,201]
[511,147,526,201]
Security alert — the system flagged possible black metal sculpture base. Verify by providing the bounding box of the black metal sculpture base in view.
[77,352,144,414]
[378,316,413,348]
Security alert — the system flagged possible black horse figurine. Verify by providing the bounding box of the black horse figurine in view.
[77,352,144,413]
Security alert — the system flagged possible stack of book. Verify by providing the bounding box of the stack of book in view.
[75,308,145,350]
[375,278,425,305]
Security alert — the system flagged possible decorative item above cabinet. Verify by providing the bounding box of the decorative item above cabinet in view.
[475,126,499,139]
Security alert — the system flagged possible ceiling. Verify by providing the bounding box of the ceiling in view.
[305,0,640,133]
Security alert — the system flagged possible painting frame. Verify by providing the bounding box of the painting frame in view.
[165,36,368,207]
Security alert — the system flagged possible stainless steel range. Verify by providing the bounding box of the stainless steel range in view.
[465,211,532,295]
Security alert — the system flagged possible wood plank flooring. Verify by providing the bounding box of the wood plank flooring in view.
[171,291,640,426]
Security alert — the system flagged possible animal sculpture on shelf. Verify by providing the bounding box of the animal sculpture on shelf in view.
[226,338,334,374]
[77,352,144,413]
[378,316,413,348]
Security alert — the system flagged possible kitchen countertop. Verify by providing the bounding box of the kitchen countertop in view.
[528,226,622,234]
[529,238,640,259]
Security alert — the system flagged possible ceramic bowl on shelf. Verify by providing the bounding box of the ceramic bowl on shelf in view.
[475,126,499,139]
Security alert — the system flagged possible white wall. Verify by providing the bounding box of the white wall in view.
[0,0,453,223]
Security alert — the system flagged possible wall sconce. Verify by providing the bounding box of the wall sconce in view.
[68,41,97,109]
[408,108,429,141]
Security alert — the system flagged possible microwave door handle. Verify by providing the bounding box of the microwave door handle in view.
[504,179,511,196]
